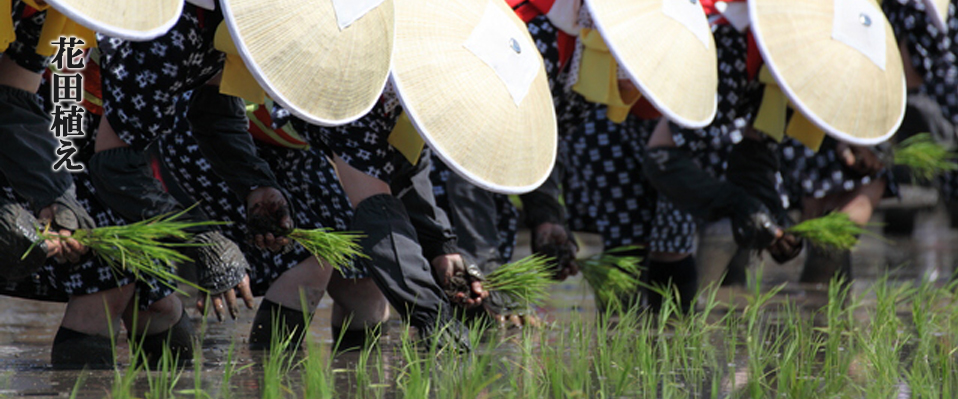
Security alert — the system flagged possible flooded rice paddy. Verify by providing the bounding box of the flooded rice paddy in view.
[1,197,958,398]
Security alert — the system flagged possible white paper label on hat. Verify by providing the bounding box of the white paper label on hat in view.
[186,0,215,11]
[331,0,385,30]
[831,0,887,70]
[661,0,711,49]
[463,1,541,106]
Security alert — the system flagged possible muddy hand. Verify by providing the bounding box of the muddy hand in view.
[432,254,487,308]
[488,309,540,329]
[38,205,88,264]
[246,186,293,252]
[837,143,883,177]
[768,228,802,264]
[197,274,255,321]
[532,222,579,280]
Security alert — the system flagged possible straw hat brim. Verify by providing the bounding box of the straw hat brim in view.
[749,0,906,145]
[44,0,182,41]
[585,0,718,128]
[391,0,557,195]
[221,0,394,126]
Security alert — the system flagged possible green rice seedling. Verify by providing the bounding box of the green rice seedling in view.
[503,327,541,398]
[593,309,643,397]
[287,228,365,272]
[893,133,958,181]
[397,323,432,398]
[217,340,247,399]
[675,283,725,398]
[297,293,333,399]
[144,345,186,399]
[68,370,89,399]
[787,212,870,250]
[742,268,785,399]
[578,246,643,310]
[540,316,594,398]
[110,302,142,399]
[27,208,221,292]
[819,275,858,397]
[301,337,334,399]
[261,318,298,399]
[632,314,662,399]
[436,320,502,398]
[483,255,554,307]
[905,278,951,398]
[772,301,818,398]
[857,276,911,399]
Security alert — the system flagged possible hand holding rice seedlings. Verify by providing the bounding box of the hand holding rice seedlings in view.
[893,133,958,181]
[26,209,222,291]
[482,255,554,306]
[578,246,643,308]
[787,212,869,251]
[286,228,365,272]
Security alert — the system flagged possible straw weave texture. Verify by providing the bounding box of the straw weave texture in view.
[47,0,181,39]
[751,0,905,143]
[224,0,393,126]
[392,0,557,194]
[586,0,718,128]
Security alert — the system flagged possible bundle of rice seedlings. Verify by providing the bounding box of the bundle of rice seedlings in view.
[287,228,365,272]
[893,133,958,181]
[579,246,643,307]
[482,255,553,306]
[787,212,868,251]
[26,209,222,291]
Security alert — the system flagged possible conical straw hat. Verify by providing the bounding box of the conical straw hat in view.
[584,0,718,128]
[221,0,394,126]
[391,0,557,195]
[43,0,182,41]
[749,0,906,145]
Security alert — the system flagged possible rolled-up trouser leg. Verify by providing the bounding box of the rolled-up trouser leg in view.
[390,149,458,262]
[89,146,181,222]
[727,138,789,226]
[351,194,470,351]
[187,85,279,202]
[0,85,73,211]
[644,146,778,249]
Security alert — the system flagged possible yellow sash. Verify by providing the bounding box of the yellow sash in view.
[572,28,641,123]
[213,21,265,104]
[751,66,827,152]
[2,0,96,55]
[387,112,425,166]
